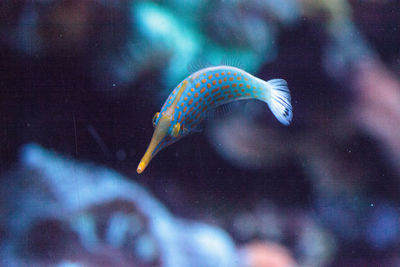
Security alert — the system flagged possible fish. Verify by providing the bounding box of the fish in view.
[137,65,292,174]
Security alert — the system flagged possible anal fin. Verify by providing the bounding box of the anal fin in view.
[206,101,242,120]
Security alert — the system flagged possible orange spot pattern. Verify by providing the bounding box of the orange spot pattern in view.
[170,69,264,126]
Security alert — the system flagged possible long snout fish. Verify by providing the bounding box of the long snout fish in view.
[137,65,292,174]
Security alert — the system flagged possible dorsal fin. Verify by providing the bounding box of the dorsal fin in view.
[220,55,244,70]
[187,59,213,74]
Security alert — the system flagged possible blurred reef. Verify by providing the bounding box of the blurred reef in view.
[1,144,238,266]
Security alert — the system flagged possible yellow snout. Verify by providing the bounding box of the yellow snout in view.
[137,113,172,174]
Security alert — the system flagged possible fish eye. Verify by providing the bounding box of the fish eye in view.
[152,112,160,127]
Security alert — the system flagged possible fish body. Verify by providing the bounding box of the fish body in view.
[137,65,292,173]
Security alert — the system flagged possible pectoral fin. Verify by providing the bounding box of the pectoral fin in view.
[171,123,180,137]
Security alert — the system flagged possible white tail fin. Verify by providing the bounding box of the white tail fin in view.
[265,79,292,125]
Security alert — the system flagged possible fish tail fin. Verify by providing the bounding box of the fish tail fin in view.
[263,79,292,125]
